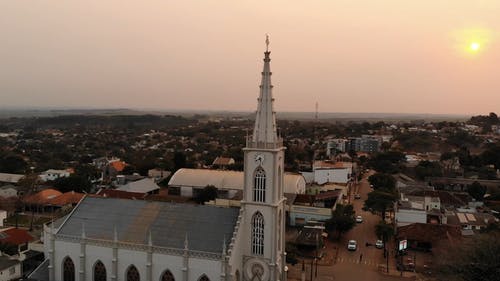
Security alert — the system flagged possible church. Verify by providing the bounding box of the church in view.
[34,38,287,281]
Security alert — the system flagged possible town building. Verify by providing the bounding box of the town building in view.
[39,169,73,182]
[168,169,305,198]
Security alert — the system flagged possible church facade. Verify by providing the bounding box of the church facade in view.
[37,39,286,281]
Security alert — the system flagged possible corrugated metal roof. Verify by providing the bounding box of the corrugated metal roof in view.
[116,178,160,193]
[57,197,239,253]
[168,168,306,194]
[0,173,24,184]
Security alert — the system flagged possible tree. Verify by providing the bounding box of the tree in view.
[375,221,394,242]
[466,182,487,201]
[368,151,406,174]
[0,153,28,174]
[481,143,500,169]
[173,152,187,171]
[364,190,397,219]
[368,173,396,191]
[437,233,500,281]
[194,185,218,204]
[325,204,356,239]
[415,160,443,180]
[53,175,92,193]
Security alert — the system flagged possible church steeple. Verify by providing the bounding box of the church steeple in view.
[251,35,281,148]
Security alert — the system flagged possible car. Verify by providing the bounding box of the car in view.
[369,184,374,188]
[356,215,363,223]
[375,240,384,249]
[354,194,361,199]
[347,240,357,251]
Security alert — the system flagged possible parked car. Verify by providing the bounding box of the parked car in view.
[354,194,361,199]
[347,240,357,251]
[375,240,384,249]
[356,215,363,223]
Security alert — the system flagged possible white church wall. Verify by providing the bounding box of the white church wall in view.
[188,258,221,281]
[53,240,81,281]
[151,253,184,281]
[116,248,148,281]
[227,212,245,280]
[84,244,113,280]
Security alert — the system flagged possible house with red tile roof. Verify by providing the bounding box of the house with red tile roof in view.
[0,227,34,254]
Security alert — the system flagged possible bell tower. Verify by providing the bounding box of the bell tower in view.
[241,36,286,281]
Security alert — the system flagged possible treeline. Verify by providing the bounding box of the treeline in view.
[0,114,195,131]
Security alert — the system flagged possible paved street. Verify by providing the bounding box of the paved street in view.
[287,171,414,281]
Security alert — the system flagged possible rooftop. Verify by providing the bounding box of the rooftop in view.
[56,196,240,253]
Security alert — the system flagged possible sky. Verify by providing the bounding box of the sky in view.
[1,1,499,115]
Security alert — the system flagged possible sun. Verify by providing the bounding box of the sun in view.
[469,42,481,52]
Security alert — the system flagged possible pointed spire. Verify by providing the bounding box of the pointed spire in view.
[222,236,227,255]
[252,35,279,147]
[184,233,189,251]
[148,230,153,247]
[81,222,86,239]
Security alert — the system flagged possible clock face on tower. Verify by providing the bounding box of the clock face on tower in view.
[254,154,265,165]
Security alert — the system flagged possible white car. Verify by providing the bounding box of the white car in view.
[375,240,384,249]
[347,240,357,251]
[356,215,363,223]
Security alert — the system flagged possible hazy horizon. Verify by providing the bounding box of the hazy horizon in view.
[1,1,499,115]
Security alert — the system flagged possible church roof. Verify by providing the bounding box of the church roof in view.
[56,196,240,254]
[168,168,306,194]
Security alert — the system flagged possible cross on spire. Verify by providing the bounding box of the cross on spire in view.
[265,34,270,52]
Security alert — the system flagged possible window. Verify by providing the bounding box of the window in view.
[126,265,140,281]
[251,212,264,255]
[9,267,15,275]
[63,257,75,281]
[198,275,210,281]
[94,261,106,281]
[253,168,266,202]
[160,270,175,281]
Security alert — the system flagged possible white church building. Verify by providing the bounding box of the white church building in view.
[32,38,288,281]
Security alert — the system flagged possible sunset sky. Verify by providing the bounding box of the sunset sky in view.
[1,1,499,114]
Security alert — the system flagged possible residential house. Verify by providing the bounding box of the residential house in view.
[446,210,498,235]
[0,173,23,185]
[308,161,354,185]
[0,256,21,281]
[289,191,341,226]
[39,169,73,182]
[212,157,235,169]
[0,185,18,198]
[115,178,160,194]
[396,223,461,251]
[147,169,171,183]
[395,190,443,226]
[0,227,34,254]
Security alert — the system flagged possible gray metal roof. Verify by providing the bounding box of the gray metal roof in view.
[57,197,240,253]
[28,259,49,281]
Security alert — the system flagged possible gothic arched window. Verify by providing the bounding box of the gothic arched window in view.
[198,275,210,281]
[94,261,106,281]
[160,270,175,281]
[126,265,140,281]
[251,212,264,255]
[253,168,266,202]
[62,257,75,281]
